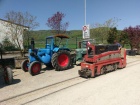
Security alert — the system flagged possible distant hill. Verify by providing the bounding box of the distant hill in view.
[28,30,83,49]
[29,28,123,43]
[28,28,123,49]
[29,30,83,40]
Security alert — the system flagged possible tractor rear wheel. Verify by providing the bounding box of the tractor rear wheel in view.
[21,59,29,72]
[51,50,71,71]
[29,61,41,76]
[4,67,13,85]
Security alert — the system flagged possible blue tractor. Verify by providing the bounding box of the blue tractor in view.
[21,34,72,76]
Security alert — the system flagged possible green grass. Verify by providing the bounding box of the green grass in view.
[29,30,132,50]
[123,44,131,49]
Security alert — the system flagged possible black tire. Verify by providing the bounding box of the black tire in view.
[100,66,106,75]
[4,67,13,85]
[46,63,53,68]
[113,63,117,71]
[51,50,71,71]
[21,59,29,72]
[28,61,41,76]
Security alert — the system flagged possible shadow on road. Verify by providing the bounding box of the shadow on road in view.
[0,77,21,88]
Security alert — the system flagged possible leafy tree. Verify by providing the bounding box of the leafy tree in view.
[119,31,129,47]
[46,11,69,35]
[107,27,118,44]
[91,18,120,44]
[123,25,140,51]
[3,11,39,56]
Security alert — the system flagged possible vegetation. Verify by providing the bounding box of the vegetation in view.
[28,28,120,49]
[3,10,139,52]
[2,37,20,51]
[1,27,133,51]
[29,30,82,49]
[46,11,69,35]
[123,25,140,54]
[119,31,129,48]
[90,18,120,44]
[3,11,39,56]
[107,27,118,44]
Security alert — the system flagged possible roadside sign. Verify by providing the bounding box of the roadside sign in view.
[82,25,90,39]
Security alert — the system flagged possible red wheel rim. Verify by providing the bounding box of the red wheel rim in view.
[58,54,69,67]
[24,61,29,71]
[32,63,40,74]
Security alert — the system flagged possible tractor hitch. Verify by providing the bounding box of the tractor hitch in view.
[78,68,91,78]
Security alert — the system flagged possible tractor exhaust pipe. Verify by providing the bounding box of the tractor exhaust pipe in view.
[31,38,35,50]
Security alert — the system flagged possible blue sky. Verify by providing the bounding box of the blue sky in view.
[0,0,140,30]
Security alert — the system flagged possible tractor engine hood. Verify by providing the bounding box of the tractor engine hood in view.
[75,48,87,54]
[75,48,87,61]
[29,48,51,64]
[37,49,51,64]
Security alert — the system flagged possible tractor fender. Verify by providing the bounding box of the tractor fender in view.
[53,47,59,52]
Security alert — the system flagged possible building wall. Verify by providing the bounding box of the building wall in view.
[0,20,9,42]
[0,19,28,49]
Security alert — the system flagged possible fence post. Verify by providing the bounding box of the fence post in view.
[76,37,77,49]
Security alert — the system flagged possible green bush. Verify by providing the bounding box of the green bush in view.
[4,46,20,51]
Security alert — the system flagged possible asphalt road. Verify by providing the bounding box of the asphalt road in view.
[0,55,140,105]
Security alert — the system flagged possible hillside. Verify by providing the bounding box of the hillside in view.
[28,28,123,49]
[30,30,83,40]
[30,27,123,39]
[28,30,83,49]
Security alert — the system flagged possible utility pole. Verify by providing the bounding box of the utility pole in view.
[84,0,86,25]
[83,0,90,39]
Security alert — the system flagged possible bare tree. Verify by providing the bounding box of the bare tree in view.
[91,18,120,44]
[2,11,39,56]
[46,11,69,35]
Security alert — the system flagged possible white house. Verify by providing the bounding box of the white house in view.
[0,18,29,49]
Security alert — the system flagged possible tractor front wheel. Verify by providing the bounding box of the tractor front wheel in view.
[28,61,41,76]
[51,50,71,71]
[4,67,13,85]
[21,59,29,72]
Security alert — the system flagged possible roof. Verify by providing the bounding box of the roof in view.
[0,18,29,28]
[47,34,69,39]
[54,34,69,38]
